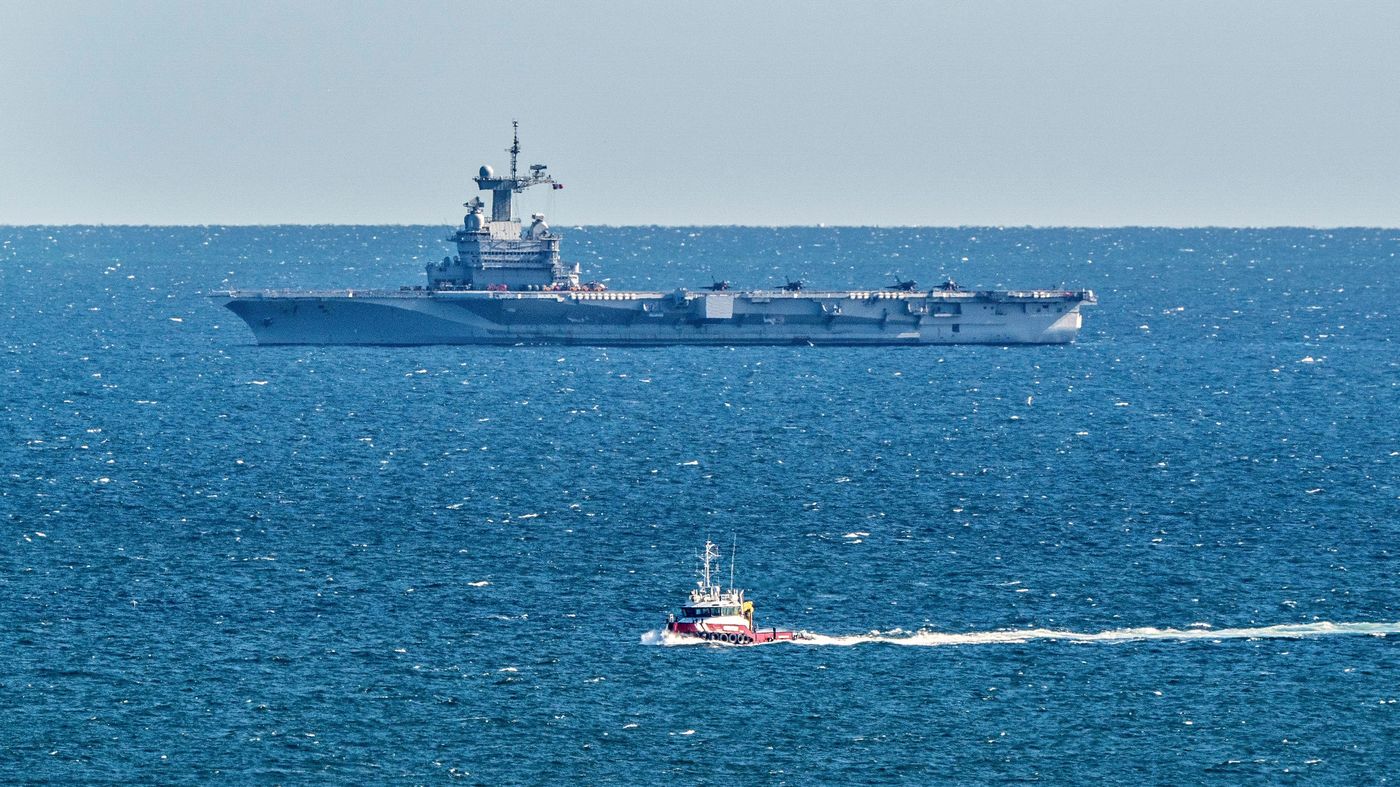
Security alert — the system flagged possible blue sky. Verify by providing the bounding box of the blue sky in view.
[1,1,1396,226]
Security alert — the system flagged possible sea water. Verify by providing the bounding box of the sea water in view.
[1,226,1397,782]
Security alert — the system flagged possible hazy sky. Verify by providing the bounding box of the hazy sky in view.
[2,1,1397,226]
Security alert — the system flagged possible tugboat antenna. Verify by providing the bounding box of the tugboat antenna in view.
[730,536,736,590]
[700,539,718,594]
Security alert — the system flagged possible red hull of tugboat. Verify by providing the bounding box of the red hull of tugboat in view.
[667,621,798,645]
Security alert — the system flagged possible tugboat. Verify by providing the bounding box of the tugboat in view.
[665,540,802,645]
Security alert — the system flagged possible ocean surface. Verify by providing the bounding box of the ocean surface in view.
[2,225,1397,783]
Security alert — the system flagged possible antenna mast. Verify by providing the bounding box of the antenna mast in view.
[730,537,736,590]
[699,540,720,596]
[509,119,520,182]
[475,122,556,223]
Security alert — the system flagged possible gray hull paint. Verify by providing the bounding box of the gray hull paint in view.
[222,289,1091,346]
[220,130,1097,347]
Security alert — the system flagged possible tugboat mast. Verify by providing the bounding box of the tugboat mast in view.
[730,538,736,590]
[698,539,721,597]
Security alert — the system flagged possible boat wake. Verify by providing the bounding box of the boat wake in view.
[641,621,1400,647]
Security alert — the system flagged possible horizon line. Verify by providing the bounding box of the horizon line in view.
[3,222,1398,231]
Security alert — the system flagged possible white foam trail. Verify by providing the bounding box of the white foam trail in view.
[642,622,1400,648]
[794,621,1400,647]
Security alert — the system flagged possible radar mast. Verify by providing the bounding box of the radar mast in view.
[474,120,555,222]
[509,119,520,182]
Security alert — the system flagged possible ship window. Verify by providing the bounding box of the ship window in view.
[952,323,960,333]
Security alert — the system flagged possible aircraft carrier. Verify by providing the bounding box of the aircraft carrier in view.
[220,126,1096,346]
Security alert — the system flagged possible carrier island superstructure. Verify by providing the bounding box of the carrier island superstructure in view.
[221,127,1096,346]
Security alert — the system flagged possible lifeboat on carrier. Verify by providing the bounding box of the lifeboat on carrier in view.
[665,540,803,645]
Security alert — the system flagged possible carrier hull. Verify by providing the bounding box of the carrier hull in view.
[218,127,1097,346]
[221,287,1093,346]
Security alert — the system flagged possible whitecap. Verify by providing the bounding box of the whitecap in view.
[640,628,705,646]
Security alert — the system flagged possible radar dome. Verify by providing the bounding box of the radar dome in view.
[478,165,494,179]
[528,214,550,239]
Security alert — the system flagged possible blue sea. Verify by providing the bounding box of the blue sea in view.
[2,225,1397,783]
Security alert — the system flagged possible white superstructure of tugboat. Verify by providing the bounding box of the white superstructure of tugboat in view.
[220,124,1097,346]
[665,540,801,645]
